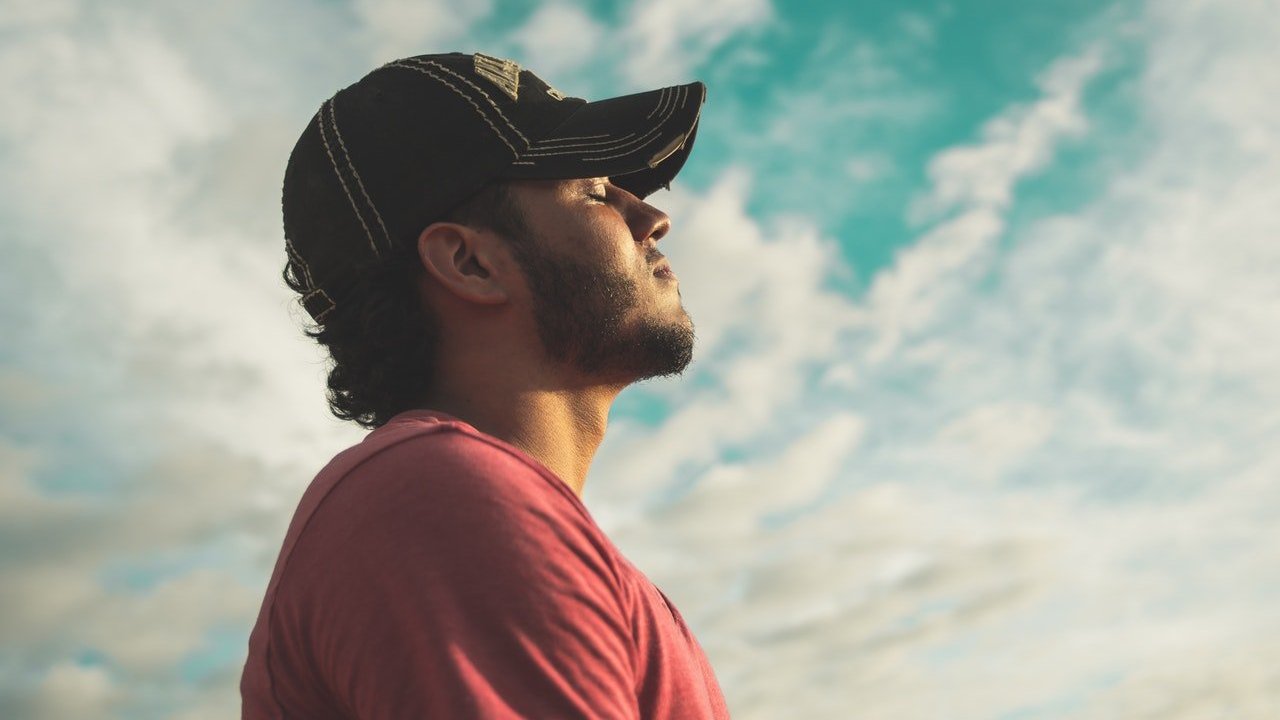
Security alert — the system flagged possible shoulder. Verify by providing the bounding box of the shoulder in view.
[282,416,626,601]
[264,419,638,717]
[339,418,570,512]
[296,415,604,557]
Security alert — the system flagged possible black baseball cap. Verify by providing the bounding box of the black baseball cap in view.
[283,51,707,322]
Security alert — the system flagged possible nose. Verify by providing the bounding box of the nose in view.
[630,199,670,246]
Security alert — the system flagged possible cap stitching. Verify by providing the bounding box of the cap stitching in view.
[385,62,520,155]
[524,85,685,159]
[667,84,683,111]
[518,89,679,159]
[518,86,686,160]
[657,86,678,117]
[518,132,647,158]
[317,101,379,257]
[646,87,673,120]
[409,58,531,147]
[420,59,530,146]
[525,132,639,153]
[533,132,611,144]
[327,99,392,251]
[640,87,670,119]
[531,133,632,149]
[581,87,690,162]
[303,288,336,322]
[285,238,316,288]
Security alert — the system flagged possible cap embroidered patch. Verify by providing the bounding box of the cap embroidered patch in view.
[473,53,520,101]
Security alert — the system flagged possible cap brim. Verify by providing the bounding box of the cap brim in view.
[500,81,706,199]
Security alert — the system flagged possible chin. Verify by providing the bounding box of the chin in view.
[630,315,695,380]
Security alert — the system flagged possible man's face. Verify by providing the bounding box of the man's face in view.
[504,177,694,383]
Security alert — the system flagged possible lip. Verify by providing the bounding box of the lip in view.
[653,262,676,281]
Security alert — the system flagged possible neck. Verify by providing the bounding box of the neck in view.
[423,369,625,497]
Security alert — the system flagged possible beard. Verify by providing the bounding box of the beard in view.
[510,240,695,382]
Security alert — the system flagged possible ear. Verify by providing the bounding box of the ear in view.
[416,221,511,305]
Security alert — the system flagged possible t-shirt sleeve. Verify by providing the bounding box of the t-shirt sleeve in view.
[275,430,640,719]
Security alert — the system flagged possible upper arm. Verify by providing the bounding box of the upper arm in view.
[282,433,639,720]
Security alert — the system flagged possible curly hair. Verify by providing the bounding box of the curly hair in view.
[284,181,530,428]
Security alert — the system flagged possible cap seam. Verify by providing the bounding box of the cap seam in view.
[285,238,316,288]
[385,61,521,156]
[402,57,532,149]
[327,99,392,251]
[316,101,380,257]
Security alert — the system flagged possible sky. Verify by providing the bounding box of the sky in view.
[2,0,1279,717]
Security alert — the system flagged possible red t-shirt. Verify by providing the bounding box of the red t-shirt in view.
[241,409,730,719]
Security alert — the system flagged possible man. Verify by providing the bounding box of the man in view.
[240,52,730,719]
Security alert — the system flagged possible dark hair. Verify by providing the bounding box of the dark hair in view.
[284,181,529,428]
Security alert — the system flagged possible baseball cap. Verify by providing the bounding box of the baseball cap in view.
[283,51,707,323]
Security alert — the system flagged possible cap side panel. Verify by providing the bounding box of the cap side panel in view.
[384,62,521,155]
[399,58,531,148]
[317,102,379,257]
[327,100,392,251]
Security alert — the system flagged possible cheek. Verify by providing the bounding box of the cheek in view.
[583,222,641,274]
[538,207,641,275]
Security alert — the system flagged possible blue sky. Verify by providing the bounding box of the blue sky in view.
[3,0,1279,717]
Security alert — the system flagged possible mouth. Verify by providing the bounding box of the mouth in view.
[653,261,676,281]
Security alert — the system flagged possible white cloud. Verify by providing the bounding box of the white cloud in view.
[0,2,360,715]
[352,0,494,64]
[910,46,1104,222]
[0,4,359,470]
[648,412,867,552]
[710,29,937,223]
[32,662,117,720]
[934,402,1056,484]
[590,168,864,520]
[1077,636,1280,719]
[0,0,76,28]
[510,3,606,77]
[618,0,772,87]
[82,570,260,675]
[863,47,1105,364]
